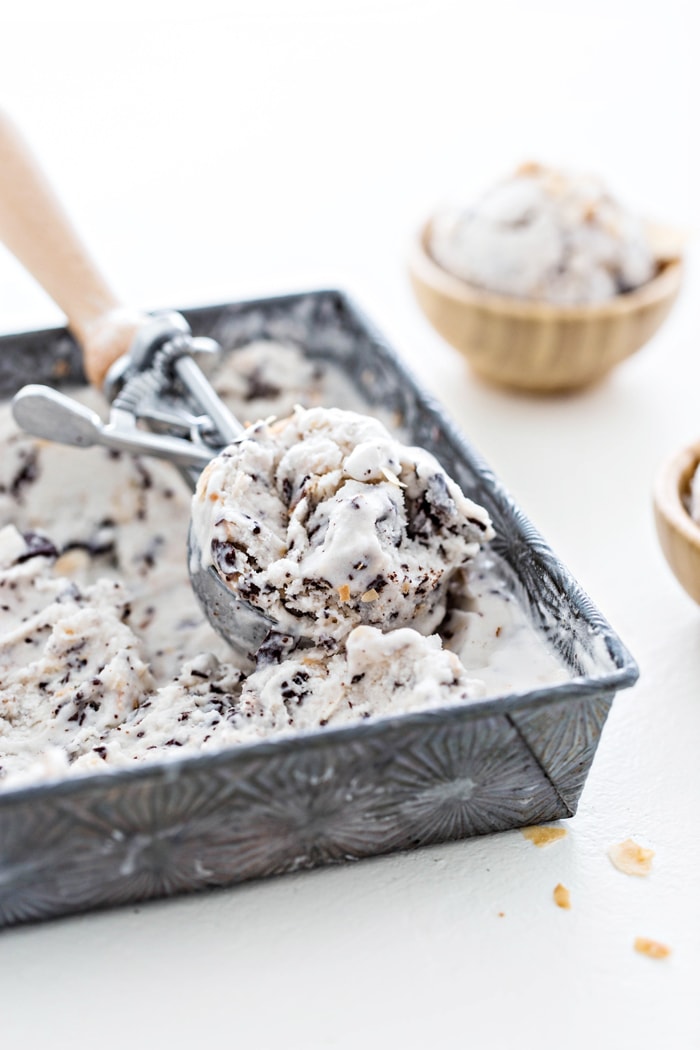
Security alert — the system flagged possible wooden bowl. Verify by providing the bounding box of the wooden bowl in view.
[654,441,700,605]
[409,219,684,394]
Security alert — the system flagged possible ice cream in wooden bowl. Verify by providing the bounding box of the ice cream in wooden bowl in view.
[409,162,684,393]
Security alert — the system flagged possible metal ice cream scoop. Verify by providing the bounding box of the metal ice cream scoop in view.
[0,111,296,663]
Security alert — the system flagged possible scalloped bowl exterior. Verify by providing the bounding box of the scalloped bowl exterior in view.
[409,224,683,393]
[0,291,639,928]
[654,441,700,604]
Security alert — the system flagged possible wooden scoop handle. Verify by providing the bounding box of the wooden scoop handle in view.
[0,112,145,388]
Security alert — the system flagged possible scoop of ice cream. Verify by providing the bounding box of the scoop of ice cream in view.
[191,405,494,646]
[430,163,657,304]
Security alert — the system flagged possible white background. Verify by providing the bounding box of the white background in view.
[1,2,699,1047]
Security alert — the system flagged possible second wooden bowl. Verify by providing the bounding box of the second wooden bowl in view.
[654,440,700,605]
[409,219,683,394]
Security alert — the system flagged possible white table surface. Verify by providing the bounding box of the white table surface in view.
[1,2,699,1047]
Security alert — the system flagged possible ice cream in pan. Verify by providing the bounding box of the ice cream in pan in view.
[0,115,564,786]
[0,342,565,785]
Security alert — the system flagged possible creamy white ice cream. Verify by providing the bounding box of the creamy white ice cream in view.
[430,163,657,304]
[192,405,494,645]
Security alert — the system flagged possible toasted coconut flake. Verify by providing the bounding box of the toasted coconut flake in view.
[553,883,571,909]
[54,550,90,576]
[361,589,379,603]
[522,825,567,847]
[337,583,351,603]
[267,415,287,434]
[645,220,686,263]
[516,160,544,177]
[381,467,406,489]
[634,937,671,960]
[608,838,654,876]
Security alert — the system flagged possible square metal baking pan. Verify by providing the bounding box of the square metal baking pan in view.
[0,289,638,928]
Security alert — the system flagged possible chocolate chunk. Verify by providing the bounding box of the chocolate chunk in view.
[17,532,58,564]
[255,631,296,666]
[10,450,39,500]
[244,373,282,402]
[212,539,242,575]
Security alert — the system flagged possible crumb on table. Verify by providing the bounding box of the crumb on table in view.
[553,883,571,909]
[634,937,671,960]
[522,825,567,847]
[608,838,654,876]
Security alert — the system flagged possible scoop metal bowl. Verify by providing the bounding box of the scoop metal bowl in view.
[187,526,294,662]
